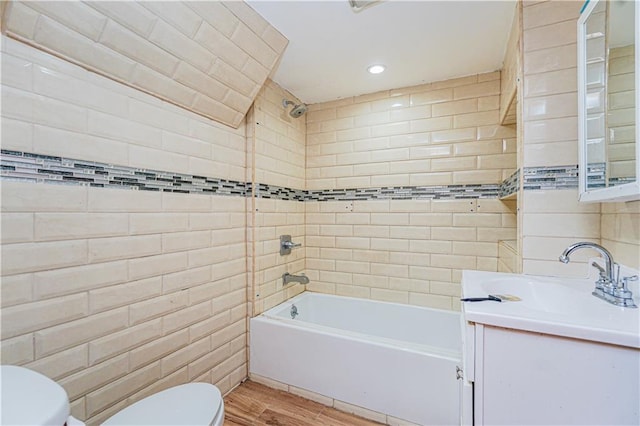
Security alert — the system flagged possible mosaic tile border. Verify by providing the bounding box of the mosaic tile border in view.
[3,150,614,202]
[1,150,249,196]
[523,165,579,190]
[499,169,519,198]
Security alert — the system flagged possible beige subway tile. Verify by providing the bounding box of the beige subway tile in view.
[34,213,128,241]
[1,274,33,308]
[162,301,212,335]
[524,43,576,75]
[524,20,576,53]
[410,88,453,106]
[85,361,161,418]
[0,334,35,365]
[432,199,477,213]
[1,117,34,152]
[389,226,429,240]
[477,124,516,140]
[388,105,432,122]
[161,336,210,376]
[408,172,452,186]
[453,110,499,128]
[408,265,451,282]
[370,213,409,226]
[129,252,188,281]
[523,1,579,29]
[524,68,577,98]
[89,277,162,314]
[4,2,39,39]
[453,213,502,227]
[432,99,477,117]
[189,310,231,342]
[89,235,161,263]
[129,291,189,325]
[431,227,476,241]
[478,95,500,111]
[453,241,498,257]
[453,140,504,156]
[86,2,156,38]
[477,227,517,242]
[129,329,190,370]
[88,187,161,212]
[524,92,576,121]
[59,353,129,401]
[409,213,452,227]
[348,225,387,239]
[523,141,577,167]
[431,156,477,172]
[452,170,503,184]
[34,261,128,300]
[35,308,128,358]
[409,292,452,310]
[162,266,211,294]
[430,254,476,269]
[89,319,162,365]
[129,213,189,235]
[477,153,517,170]
[190,279,232,305]
[1,213,33,243]
[100,20,179,76]
[26,345,88,381]
[320,271,353,285]
[523,213,600,238]
[371,288,408,304]
[2,240,87,277]
[522,190,600,213]
[409,116,452,133]
[370,263,408,278]
[334,214,372,227]
[2,181,87,212]
[335,260,370,274]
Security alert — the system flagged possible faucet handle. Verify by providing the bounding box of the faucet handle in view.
[621,275,639,288]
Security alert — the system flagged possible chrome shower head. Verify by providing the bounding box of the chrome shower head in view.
[282,99,307,118]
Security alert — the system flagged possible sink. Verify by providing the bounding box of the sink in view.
[462,270,640,348]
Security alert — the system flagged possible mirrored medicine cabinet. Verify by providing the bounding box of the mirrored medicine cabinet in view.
[578,0,640,202]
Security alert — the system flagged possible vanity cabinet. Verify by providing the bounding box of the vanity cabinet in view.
[462,322,639,425]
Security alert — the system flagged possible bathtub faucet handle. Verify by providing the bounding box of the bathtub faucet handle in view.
[280,235,302,255]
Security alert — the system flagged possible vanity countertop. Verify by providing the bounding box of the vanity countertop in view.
[461,270,640,348]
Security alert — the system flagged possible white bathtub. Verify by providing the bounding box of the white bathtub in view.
[250,292,462,425]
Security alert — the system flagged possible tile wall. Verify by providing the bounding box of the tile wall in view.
[3,1,288,127]
[304,73,517,309]
[0,36,248,424]
[247,81,306,315]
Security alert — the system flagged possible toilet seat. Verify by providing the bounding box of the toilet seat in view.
[102,383,223,426]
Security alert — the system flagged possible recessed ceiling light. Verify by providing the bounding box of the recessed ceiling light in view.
[367,64,386,74]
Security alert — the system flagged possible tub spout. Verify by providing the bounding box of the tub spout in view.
[283,273,309,286]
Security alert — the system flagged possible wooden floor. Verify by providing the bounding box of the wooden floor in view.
[224,380,383,426]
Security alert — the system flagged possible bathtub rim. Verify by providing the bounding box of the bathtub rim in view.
[255,291,462,362]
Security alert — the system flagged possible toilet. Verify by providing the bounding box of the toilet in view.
[0,365,224,426]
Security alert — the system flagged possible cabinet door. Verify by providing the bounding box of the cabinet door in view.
[478,326,639,425]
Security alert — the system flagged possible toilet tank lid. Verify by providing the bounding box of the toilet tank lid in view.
[102,383,222,426]
[1,365,70,426]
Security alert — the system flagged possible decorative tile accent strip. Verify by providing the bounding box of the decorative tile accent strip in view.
[1,150,249,196]
[305,184,501,201]
[499,169,519,198]
[4,151,596,201]
[523,165,579,190]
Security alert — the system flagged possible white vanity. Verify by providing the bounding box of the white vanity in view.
[460,270,640,425]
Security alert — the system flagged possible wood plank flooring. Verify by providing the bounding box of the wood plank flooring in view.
[224,380,384,426]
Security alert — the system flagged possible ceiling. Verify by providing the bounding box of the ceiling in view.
[247,0,517,105]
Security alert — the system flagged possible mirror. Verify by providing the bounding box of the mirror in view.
[578,0,640,202]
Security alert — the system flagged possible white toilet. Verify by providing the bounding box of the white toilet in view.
[0,365,225,426]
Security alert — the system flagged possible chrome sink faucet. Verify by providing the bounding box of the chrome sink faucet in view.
[559,242,637,308]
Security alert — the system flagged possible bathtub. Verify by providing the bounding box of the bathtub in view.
[250,292,462,425]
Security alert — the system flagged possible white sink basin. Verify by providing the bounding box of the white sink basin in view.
[462,270,640,348]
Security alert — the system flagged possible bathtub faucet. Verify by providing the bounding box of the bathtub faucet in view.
[559,242,637,308]
[282,272,309,286]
